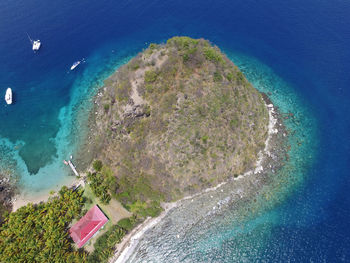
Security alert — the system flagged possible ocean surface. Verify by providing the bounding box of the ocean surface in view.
[1,0,349,261]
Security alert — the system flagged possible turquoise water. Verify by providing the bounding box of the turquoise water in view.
[1,0,350,260]
[0,43,138,196]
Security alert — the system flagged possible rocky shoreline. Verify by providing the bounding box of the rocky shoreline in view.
[73,38,289,262]
[111,95,289,262]
[0,172,17,222]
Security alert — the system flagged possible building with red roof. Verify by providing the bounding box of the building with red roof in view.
[69,205,109,248]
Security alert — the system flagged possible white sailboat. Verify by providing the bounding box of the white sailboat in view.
[5,88,12,105]
[32,40,41,51]
[70,60,81,70]
[27,33,41,51]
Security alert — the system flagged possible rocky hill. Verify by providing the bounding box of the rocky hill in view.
[87,37,269,208]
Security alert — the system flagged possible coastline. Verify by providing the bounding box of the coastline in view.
[4,39,289,261]
[12,176,83,211]
[112,97,282,263]
[7,89,284,261]
[12,192,52,211]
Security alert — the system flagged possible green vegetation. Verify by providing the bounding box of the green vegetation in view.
[226,71,234,81]
[149,43,158,50]
[0,36,272,263]
[131,63,140,70]
[87,225,125,263]
[0,202,10,225]
[103,104,110,113]
[236,70,246,84]
[116,174,163,218]
[115,80,131,103]
[0,163,132,263]
[93,159,103,172]
[87,164,117,204]
[213,71,223,82]
[87,36,269,225]
[117,216,137,231]
[203,46,224,64]
[201,135,209,144]
[144,70,158,83]
[0,187,86,263]
[167,36,199,49]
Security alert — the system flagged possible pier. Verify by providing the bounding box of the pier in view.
[63,156,79,176]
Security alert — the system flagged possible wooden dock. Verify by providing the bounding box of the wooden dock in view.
[68,160,79,176]
[63,158,79,176]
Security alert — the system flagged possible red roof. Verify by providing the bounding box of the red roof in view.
[69,205,108,248]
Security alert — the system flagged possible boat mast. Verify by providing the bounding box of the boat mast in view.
[26,32,33,44]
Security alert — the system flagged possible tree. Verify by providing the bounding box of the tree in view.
[0,187,87,262]
[93,160,103,172]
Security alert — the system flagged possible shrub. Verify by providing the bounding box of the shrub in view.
[230,118,239,129]
[144,105,151,116]
[201,135,209,144]
[183,47,198,63]
[226,72,234,81]
[131,63,140,70]
[93,160,103,172]
[167,36,199,50]
[203,47,224,64]
[145,202,162,217]
[149,43,158,50]
[183,53,189,62]
[236,71,245,84]
[213,71,223,82]
[117,217,136,231]
[87,225,125,263]
[144,70,158,83]
[103,104,110,113]
[115,82,131,103]
[145,84,154,93]
[100,192,111,205]
[87,165,117,205]
[128,200,163,218]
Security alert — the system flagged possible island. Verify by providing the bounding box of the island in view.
[84,36,269,213]
[0,37,283,263]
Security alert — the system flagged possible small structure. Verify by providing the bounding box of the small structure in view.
[67,160,79,176]
[63,155,79,176]
[69,205,109,248]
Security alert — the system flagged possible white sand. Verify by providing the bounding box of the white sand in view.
[12,177,83,211]
[12,192,51,211]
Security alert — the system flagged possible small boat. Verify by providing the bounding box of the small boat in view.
[70,61,81,71]
[5,88,12,105]
[26,33,41,51]
[32,40,41,51]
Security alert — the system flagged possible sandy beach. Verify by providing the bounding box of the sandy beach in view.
[12,177,83,211]
[12,192,51,211]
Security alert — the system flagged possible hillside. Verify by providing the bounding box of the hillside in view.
[86,37,269,213]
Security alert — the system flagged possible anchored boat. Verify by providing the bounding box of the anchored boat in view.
[5,88,12,105]
[32,40,41,51]
[70,60,81,70]
[63,155,79,176]
[26,33,41,51]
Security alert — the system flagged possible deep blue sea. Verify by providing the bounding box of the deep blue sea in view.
[1,0,350,261]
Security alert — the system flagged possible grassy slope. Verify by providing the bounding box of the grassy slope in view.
[91,37,269,215]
